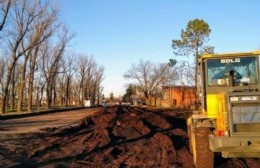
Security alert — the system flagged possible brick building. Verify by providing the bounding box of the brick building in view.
[160,86,196,108]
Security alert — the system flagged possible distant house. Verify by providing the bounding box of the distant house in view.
[160,86,196,108]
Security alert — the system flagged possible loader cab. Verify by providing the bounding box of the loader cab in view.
[207,57,258,88]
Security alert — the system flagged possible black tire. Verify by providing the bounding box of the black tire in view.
[194,127,214,168]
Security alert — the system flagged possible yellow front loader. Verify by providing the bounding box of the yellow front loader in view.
[188,51,260,168]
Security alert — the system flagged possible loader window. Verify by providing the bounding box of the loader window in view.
[207,56,258,86]
[232,105,260,124]
[231,105,260,133]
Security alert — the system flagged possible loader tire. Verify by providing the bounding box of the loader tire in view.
[194,127,214,168]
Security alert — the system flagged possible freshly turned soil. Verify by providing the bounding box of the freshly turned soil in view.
[0,106,259,168]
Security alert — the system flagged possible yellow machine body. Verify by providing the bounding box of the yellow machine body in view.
[188,50,260,163]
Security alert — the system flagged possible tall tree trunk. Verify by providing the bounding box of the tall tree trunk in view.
[82,87,85,106]
[53,80,57,106]
[80,79,84,106]
[154,97,157,107]
[1,56,17,114]
[27,48,38,112]
[10,68,16,111]
[97,87,100,106]
[10,81,15,111]
[144,91,149,105]
[65,79,69,107]
[46,82,52,109]
[93,87,96,106]
[27,72,34,112]
[17,56,29,112]
[39,84,44,107]
[1,92,7,113]
[78,87,81,106]
[1,83,9,114]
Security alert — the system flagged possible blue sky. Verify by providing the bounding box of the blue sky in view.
[54,0,260,97]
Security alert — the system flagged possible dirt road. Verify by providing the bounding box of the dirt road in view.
[0,107,101,134]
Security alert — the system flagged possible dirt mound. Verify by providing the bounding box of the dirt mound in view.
[0,106,259,168]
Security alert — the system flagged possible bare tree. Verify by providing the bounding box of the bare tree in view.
[124,60,156,104]
[27,46,40,111]
[151,63,178,106]
[85,58,97,102]
[90,66,104,105]
[41,26,74,109]
[16,0,58,112]
[75,54,95,106]
[73,54,105,106]
[124,60,177,105]
[60,53,77,106]
[77,54,88,106]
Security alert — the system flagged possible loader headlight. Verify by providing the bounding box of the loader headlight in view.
[230,97,239,102]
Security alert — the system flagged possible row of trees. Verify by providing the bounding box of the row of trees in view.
[0,0,104,114]
[124,18,214,105]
